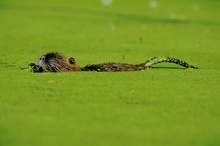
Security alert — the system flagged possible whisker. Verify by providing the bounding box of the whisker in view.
[49,61,61,72]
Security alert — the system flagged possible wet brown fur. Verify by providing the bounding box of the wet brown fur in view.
[30,52,81,72]
[29,52,198,73]
[49,53,81,72]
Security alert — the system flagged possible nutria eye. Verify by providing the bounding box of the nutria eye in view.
[69,58,75,64]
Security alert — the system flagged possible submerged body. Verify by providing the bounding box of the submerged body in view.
[29,52,198,73]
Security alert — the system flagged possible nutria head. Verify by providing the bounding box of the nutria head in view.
[38,52,81,72]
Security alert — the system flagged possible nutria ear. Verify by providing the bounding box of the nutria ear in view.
[69,58,75,64]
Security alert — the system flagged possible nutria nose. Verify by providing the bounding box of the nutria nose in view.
[40,56,45,61]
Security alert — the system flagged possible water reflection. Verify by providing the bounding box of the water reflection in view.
[149,0,158,8]
[101,0,113,6]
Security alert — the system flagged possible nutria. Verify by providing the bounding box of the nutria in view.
[29,52,198,73]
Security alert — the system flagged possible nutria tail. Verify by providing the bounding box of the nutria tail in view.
[139,56,199,69]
